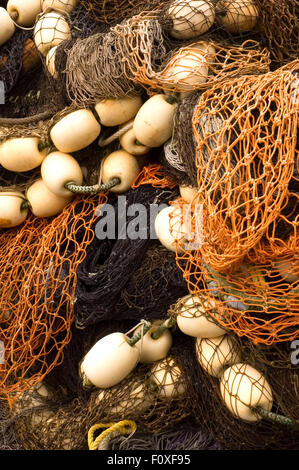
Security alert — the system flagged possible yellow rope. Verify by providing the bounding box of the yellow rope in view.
[88,420,137,450]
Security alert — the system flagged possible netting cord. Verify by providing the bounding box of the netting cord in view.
[8,11,34,31]
[151,317,177,339]
[88,421,137,450]
[65,177,121,194]
[0,112,55,125]
[254,407,299,429]
[98,121,133,147]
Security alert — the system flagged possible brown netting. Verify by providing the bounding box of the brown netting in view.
[9,324,198,450]
[159,0,298,67]
[187,332,299,449]
[8,320,299,450]
[0,29,30,98]
[162,90,201,187]
[101,14,270,95]
[80,0,166,25]
[64,11,270,107]
[255,0,299,66]
[0,193,107,400]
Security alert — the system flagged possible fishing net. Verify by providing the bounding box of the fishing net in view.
[166,60,299,345]
[181,331,299,449]
[65,10,270,107]
[132,163,177,190]
[2,2,101,120]
[109,423,222,450]
[9,325,204,450]
[0,193,107,400]
[159,0,298,67]
[80,0,166,25]
[74,184,193,328]
[163,91,201,187]
[0,29,30,98]
[0,400,23,450]
[255,0,299,66]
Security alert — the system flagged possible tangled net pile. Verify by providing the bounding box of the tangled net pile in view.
[173,60,298,345]
[0,0,298,452]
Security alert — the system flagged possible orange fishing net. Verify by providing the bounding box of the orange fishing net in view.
[132,163,177,190]
[170,60,298,345]
[0,193,107,400]
[114,13,270,95]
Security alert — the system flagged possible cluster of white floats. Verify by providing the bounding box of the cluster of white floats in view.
[80,293,273,423]
[0,0,260,49]
[0,92,178,228]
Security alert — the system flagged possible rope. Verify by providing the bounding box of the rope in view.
[254,407,299,428]
[65,177,121,194]
[88,420,137,450]
[0,111,55,125]
[127,321,152,346]
[98,121,133,147]
[151,317,177,340]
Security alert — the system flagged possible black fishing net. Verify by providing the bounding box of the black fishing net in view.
[75,184,192,328]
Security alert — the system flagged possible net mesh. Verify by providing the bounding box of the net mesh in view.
[169,60,298,345]
[74,184,191,328]
[0,193,107,399]
[0,0,298,452]
[64,11,270,107]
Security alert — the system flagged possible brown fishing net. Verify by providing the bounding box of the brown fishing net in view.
[64,11,269,107]
[255,0,299,66]
[0,30,30,98]
[163,91,201,187]
[9,323,199,450]
[80,0,166,25]
[9,317,299,450]
[185,332,299,449]
[0,193,107,400]
[159,0,298,67]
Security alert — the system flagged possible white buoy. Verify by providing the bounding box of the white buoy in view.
[95,95,143,127]
[0,137,47,172]
[0,191,28,228]
[41,151,83,197]
[195,334,242,377]
[133,94,178,148]
[149,358,186,398]
[26,179,73,217]
[101,150,141,193]
[0,7,15,46]
[134,321,173,364]
[42,0,79,14]
[80,332,140,388]
[219,363,273,422]
[167,0,215,39]
[34,12,71,56]
[176,294,227,338]
[7,0,42,27]
[50,109,101,153]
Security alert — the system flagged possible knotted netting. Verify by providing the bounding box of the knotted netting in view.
[168,60,298,345]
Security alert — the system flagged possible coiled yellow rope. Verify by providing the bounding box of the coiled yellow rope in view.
[88,420,137,450]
